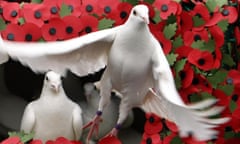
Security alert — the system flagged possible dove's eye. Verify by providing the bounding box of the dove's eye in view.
[46,76,49,81]
[133,10,137,16]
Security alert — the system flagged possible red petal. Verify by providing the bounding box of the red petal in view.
[98,136,122,144]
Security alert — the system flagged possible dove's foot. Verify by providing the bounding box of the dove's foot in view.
[105,124,121,137]
[83,111,103,144]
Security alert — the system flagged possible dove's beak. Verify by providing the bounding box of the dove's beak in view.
[141,16,149,24]
[51,83,60,93]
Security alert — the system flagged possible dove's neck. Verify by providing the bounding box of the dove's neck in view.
[40,85,66,100]
[0,65,8,94]
[124,18,149,32]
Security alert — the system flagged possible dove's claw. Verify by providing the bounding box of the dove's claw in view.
[83,112,103,144]
[105,124,121,137]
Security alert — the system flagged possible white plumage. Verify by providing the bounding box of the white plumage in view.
[20,71,83,142]
[1,4,229,142]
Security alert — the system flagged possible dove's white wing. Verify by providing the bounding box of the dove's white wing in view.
[72,105,83,140]
[142,36,229,141]
[1,26,121,76]
[20,103,36,133]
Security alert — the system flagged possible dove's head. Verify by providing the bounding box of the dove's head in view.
[128,5,149,25]
[44,70,62,93]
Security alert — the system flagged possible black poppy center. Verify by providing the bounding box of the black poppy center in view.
[149,116,155,123]
[192,77,199,85]
[34,11,42,19]
[104,6,111,13]
[49,28,56,35]
[85,4,93,12]
[0,7,3,14]
[161,4,168,12]
[225,126,232,132]
[180,71,186,80]
[120,11,127,19]
[68,5,74,12]
[194,34,201,41]
[226,77,233,84]
[7,33,14,41]
[66,26,73,34]
[222,9,229,16]
[198,58,205,66]
[146,138,152,144]
[50,6,58,14]
[85,26,92,33]
[232,94,238,102]
[25,34,32,41]
[11,10,18,17]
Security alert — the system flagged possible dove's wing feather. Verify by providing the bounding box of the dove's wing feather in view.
[2,26,121,76]
[72,105,83,140]
[142,36,229,141]
[20,103,36,133]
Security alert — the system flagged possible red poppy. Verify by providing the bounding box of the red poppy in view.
[227,70,240,90]
[235,27,240,46]
[175,46,193,59]
[62,16,83,39]
[212,47,222,69]
[1,137,22,144]
[30,139,43,144]
[188,74,213,94]
[98,0,120,16]
[107,2,132,26]
[22,3,50,27]
[80,14,98,35]
[98,136,122,144]
[22,22,42,41]
[57,0,82,17]
[2,2,20,24]
[178,62,194,89]
[80,0,100,15]
[188,49,214,71]
[41,18,66,41]
[1,23,25,41]
[42,0,60,18]
[209,25,224,48]
[190,3,210,26]
[206,6,238,27]
[183,28,209,47]
[144,113,163,135]
[177,11,193,34]
[153,0,178,20]
[165,120,178,133]
[141,133,162,144]
[150,23,172,54]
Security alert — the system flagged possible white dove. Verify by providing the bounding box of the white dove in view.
[0,4,229,142]
[20,71,83,142]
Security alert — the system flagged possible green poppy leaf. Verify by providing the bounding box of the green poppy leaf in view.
[193,16,205,27]
[206,0,217,13]
[0,18,6,30]
[207,71,227,88]
[173,36,183,49]
[222,53,236,67]
[229,100,237,113]
[143,0,155,4]
[217,85,234,96]
[31,0,42,3]
[174,58,186,73]
[163,23,177,39]
[60,3,72,18]
[98,18,115,30]
[216,0,228,8]
[217,20,229,32]
[191,40,204,49]
[166,53,178,66]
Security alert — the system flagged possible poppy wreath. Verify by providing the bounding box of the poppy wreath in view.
[0,0,240,144]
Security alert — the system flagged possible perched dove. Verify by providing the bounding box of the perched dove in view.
[20,71,83,142]
[1,4,229,143]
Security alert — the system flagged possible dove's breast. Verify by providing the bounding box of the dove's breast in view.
[107,30,155,93]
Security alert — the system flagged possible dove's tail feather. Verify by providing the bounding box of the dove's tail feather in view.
[141,88,230,141]
[0,34,9,64]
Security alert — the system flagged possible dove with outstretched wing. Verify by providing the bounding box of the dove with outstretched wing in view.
[1,4,229,143]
